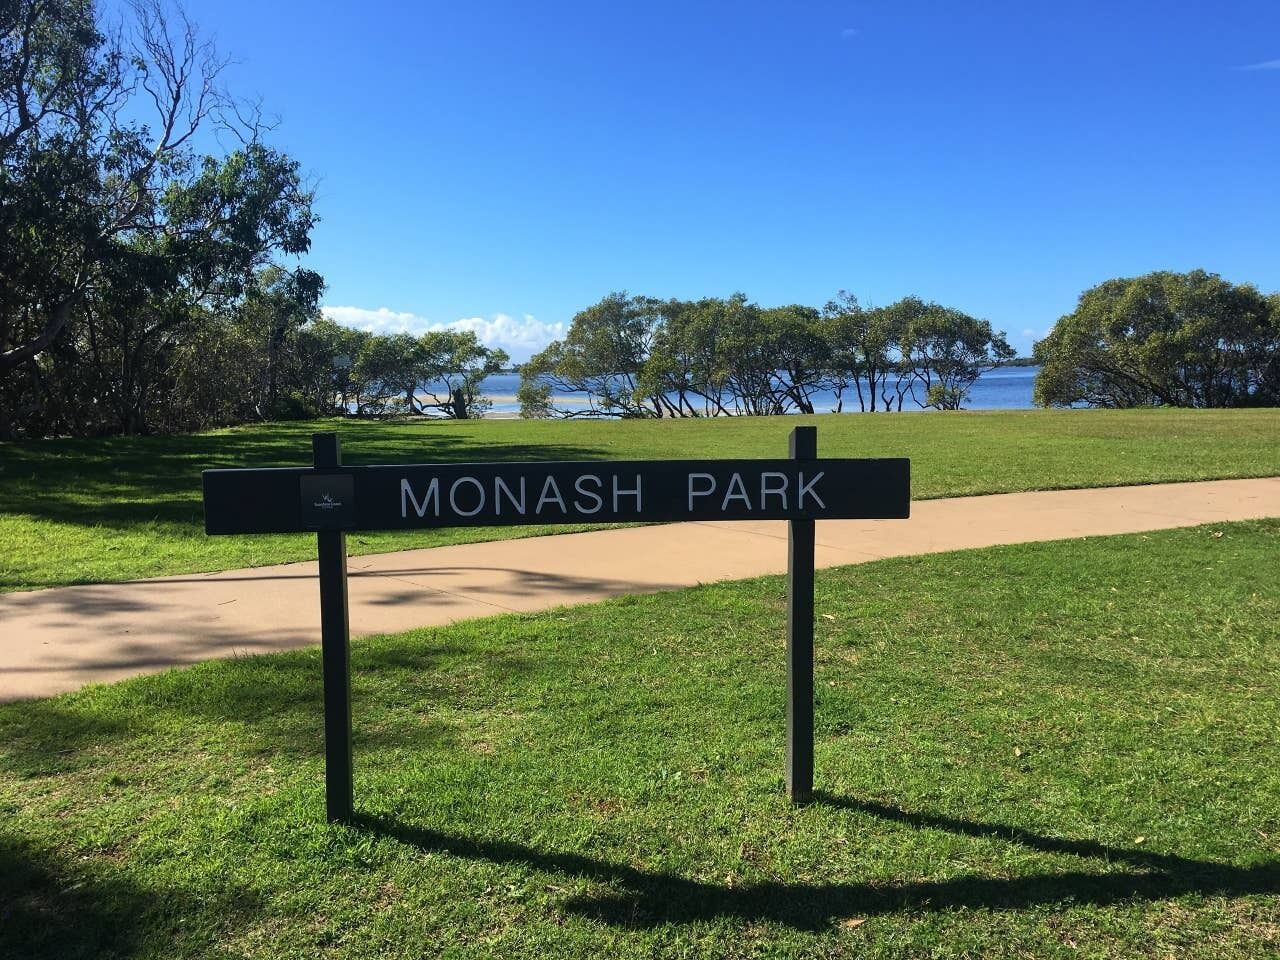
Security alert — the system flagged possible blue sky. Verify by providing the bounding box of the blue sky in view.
[177,0,1279,359]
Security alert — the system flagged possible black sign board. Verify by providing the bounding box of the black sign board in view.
[201,429,910,823]
[204,458,909,534]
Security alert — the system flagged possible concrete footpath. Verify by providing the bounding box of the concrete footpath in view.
[2,477,1278,702]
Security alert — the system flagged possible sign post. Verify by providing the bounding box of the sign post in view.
[203,430,909,823]
[313,433,354,823]
[786,426,816,803]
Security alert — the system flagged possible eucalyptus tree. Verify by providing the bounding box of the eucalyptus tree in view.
[817,292,864,412]
[525,288,1015,419]
[1,0,228,376]
[351,333,426,415]
[699,294,775,415]
[290,317,366,415]
[763,304,827,414]
[239,265,326,414]
[415,329,508,419]
[1035,270,1279,408]
[639,297,731,417]
[519,292,665,418]
[0,0,319,436]
[821,292,907,412]
[902,303,1014,410]
[707,297,828,415]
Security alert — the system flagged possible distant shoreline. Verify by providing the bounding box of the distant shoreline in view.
[475,365,1043,417]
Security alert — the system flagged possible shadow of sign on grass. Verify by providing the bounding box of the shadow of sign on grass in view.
[361,794,1280,930]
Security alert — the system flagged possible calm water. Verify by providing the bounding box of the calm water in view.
[476,365,1040,415]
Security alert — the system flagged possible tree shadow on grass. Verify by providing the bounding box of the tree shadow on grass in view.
[0,835,256,960]
[0,564,644,700]
[1,423,609,532]
[360,793,1280,930]
[0,641,534,776]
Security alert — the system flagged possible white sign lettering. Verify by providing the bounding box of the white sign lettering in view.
[398,466,837,523]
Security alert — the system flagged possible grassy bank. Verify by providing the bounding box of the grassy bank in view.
[2,521,1278,958]
[2,407,1279,591]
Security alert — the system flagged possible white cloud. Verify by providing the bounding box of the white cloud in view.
[322,305,423,335]
[321,305,565,362]
[1240,58,1280,70]
[447,314,568,360]
[841,27,859,38]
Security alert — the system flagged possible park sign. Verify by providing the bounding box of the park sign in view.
[202,429,910,822]
[203,458,909,533]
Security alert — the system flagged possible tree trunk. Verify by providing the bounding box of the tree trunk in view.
[0,297,78,376]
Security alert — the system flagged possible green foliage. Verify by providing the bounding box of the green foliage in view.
[820,291,901,412]
[1,0,122,378]
[526,290,1013,419]
[816,296,1015,413]
[266,391,321,422]
[713,297,828,415]
[0,0,321,438]
[520,292,665,418]
[352,332,425,415]
[349,329,509,419]
[294,318,368,415]
[515,375,555,419]
[640,296,729,416]
[3,522,1280,957]
[904,303,1015,410]
[1034,270,1280,408]
[416,330,509,419]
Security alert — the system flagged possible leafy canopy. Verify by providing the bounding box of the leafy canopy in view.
[521,291,1014,418]
[1034,270,1280,408]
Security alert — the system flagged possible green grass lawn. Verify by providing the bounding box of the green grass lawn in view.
[3,521,1278,958]
[2,407,1279,591]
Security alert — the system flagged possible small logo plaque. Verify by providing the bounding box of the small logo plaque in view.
[300,474,356,530]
